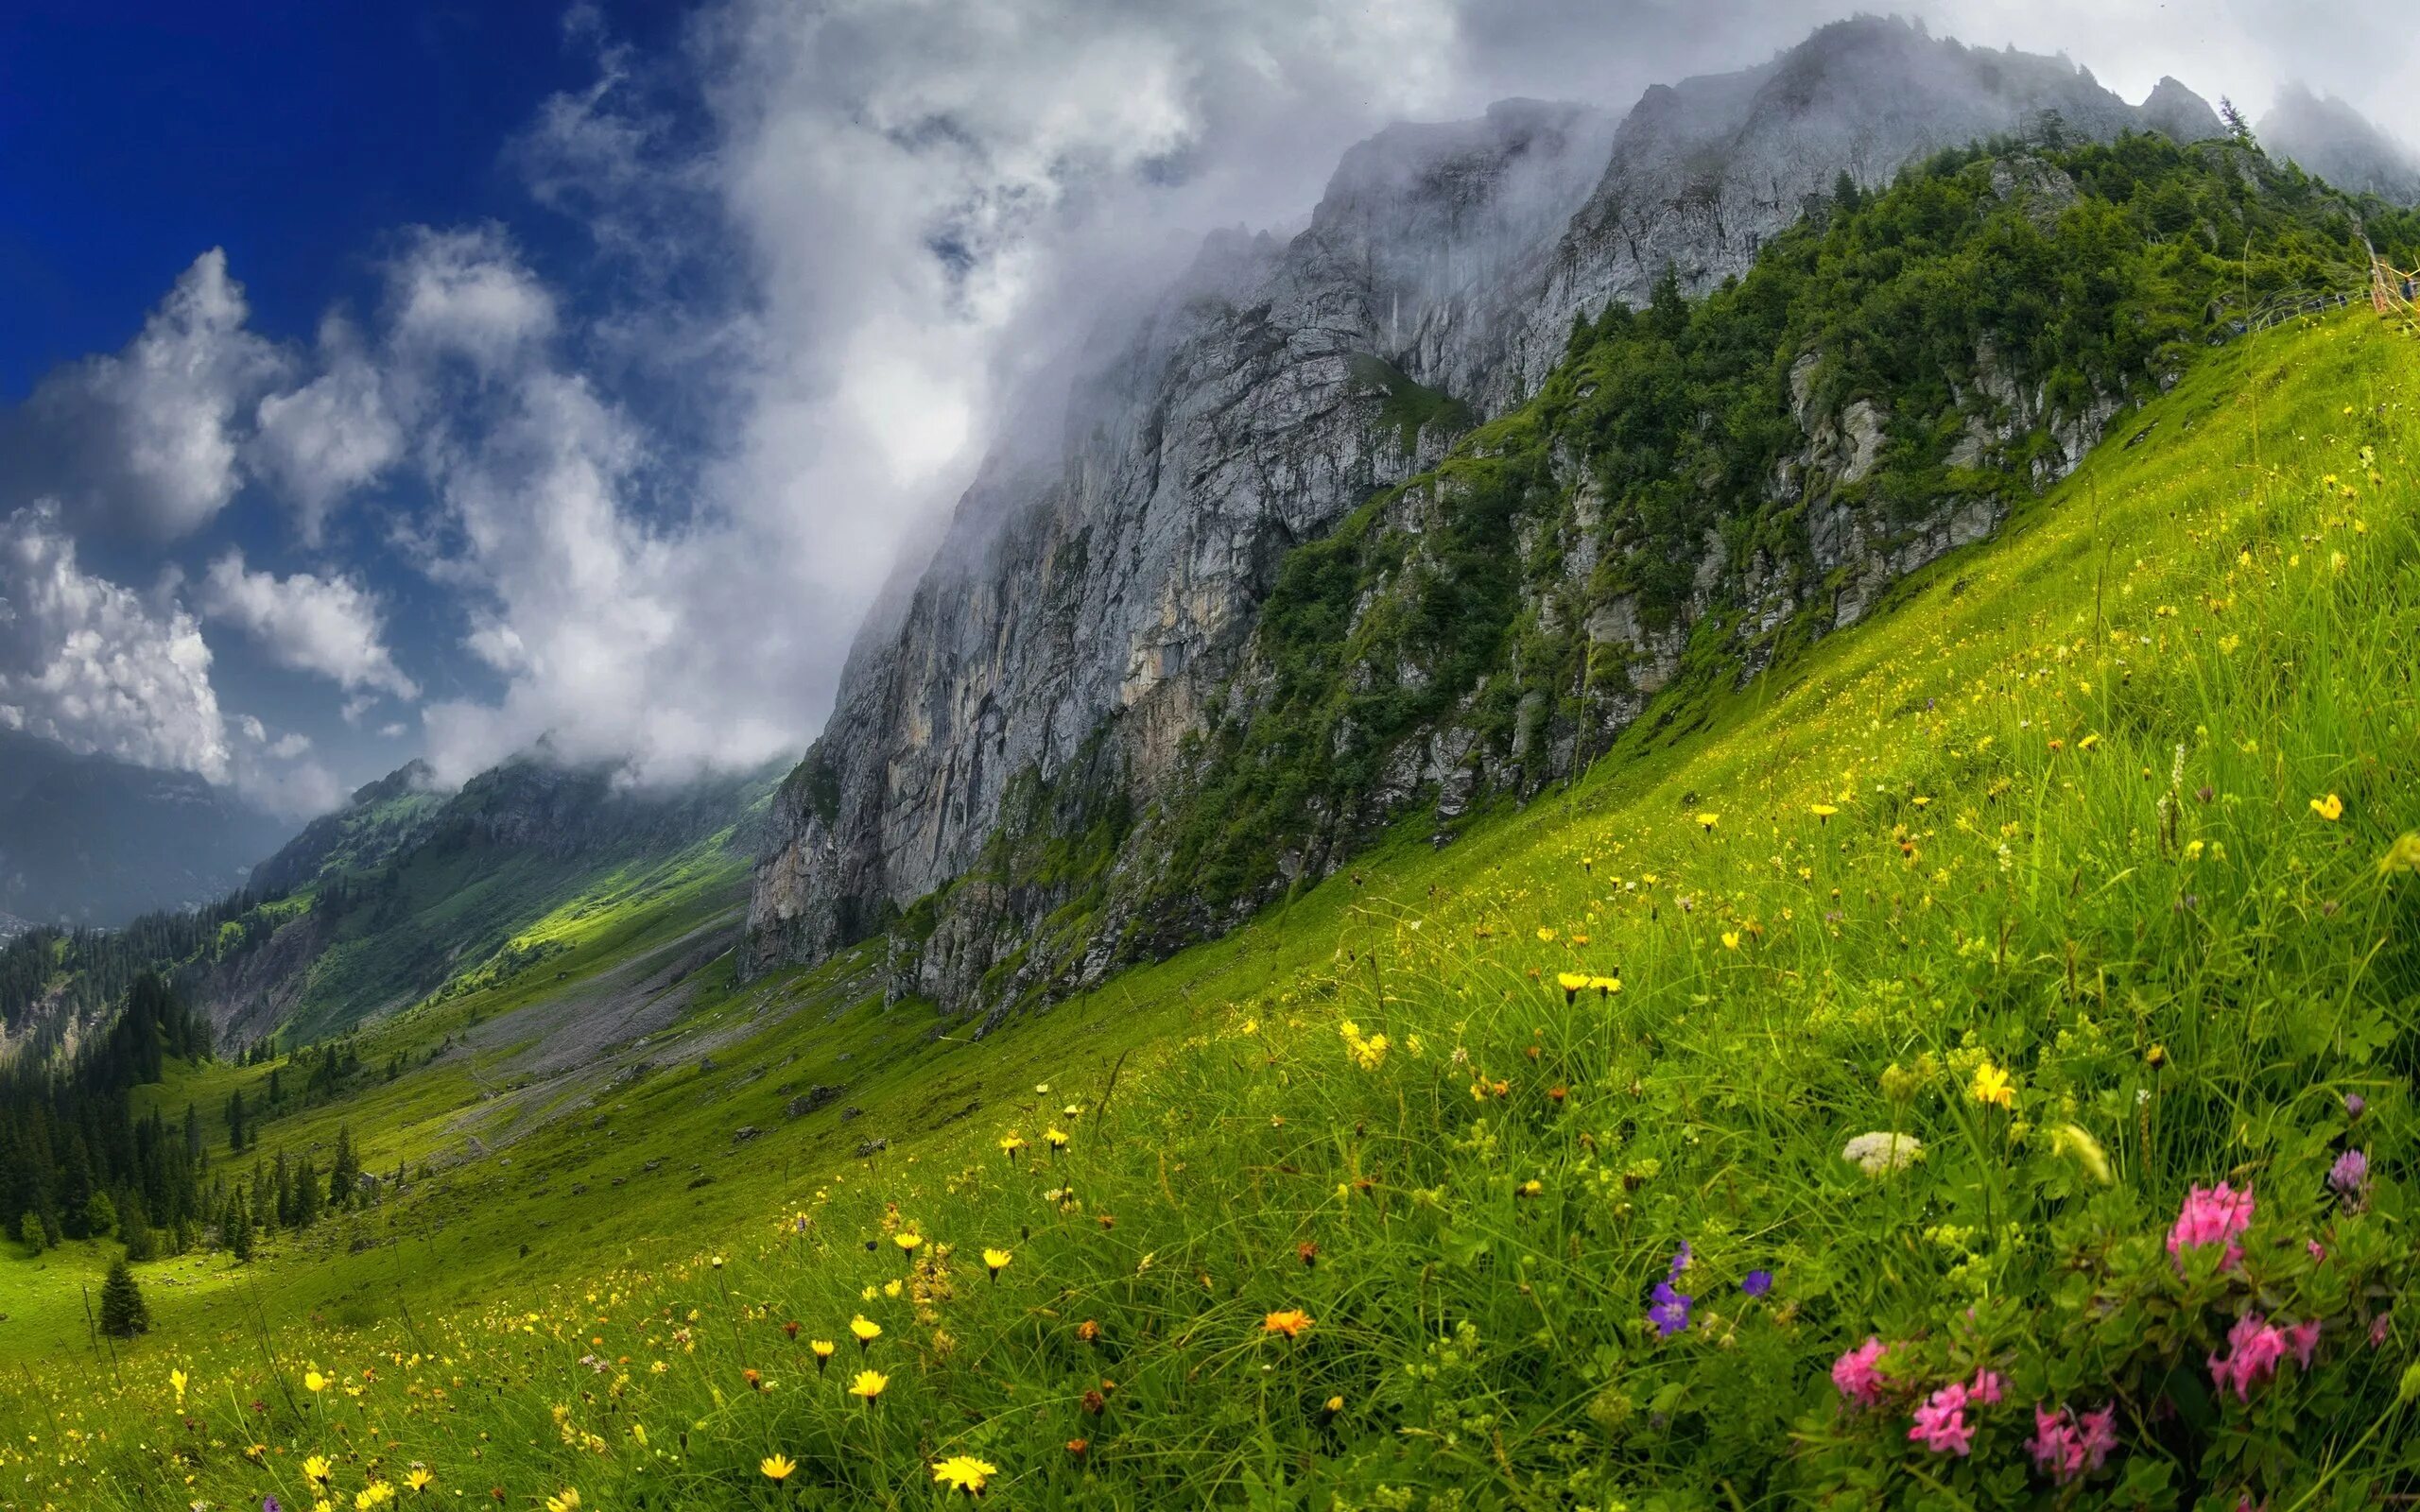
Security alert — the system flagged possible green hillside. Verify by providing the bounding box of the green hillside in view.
[2,289,2413,1507]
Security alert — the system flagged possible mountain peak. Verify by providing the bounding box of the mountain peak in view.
[2260,82,2420,203]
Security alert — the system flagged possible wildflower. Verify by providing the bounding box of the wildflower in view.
[1045,1127,1071,1154]
[2287,1320,2321,1369]
[303,1370,328,1395]
[170,1368,187,1406]
[1695,812,1720,833]
[1908,1382,1973,1455]
[2329,1148,2370,1205]
[1720,931,1739,950]
[932,1455,997,1496]
[2169,1183,2256,1272]
[998,1132,1027,1159]
[544,1493,581,1512]
[2346,1091,2368,1119]
[2031,1402,2118,1485]
[2378,833,2420,875]
[742,1367,763,1391]
[809,1339,835,1370]
[760,1454,795,1483]
[1588,975,1621,997]
[1263,1309,1313,1340]
[1970,1369,2005,1406]
[849,1315,882,1349]
[893,1231,924,1256]
[1811,803,1839,822]
[848,1369,889,1401]
[354,1485,394,1510]
[1555,971,1588,1004]
[1647,1280,1693,1337]
[983,1247,1011,1280]
[2310,793,2344,821]
[1741,1270,1773,1298]
[405,1470,434,1495]
[1536,927,1556,943]
[1832,1337,1890,1406]
[2208,1313,2288,1400]
[1841,1131,1922,1176]
[1065,1438,1089,1458]
[304,1456,334,1488]
[1968,1060,2014,1109]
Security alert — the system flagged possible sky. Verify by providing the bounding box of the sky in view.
[2,0,2413,818]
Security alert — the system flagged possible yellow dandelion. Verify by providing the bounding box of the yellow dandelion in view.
[849,1368,889,1401]
[545,1492,582,1512]
[303,1454,334,1486]
[849,1315,882,1349]
[1969,1060,2015,1110]
[983,1247,1012,1280]
[1810,803,1839,822]
[1262,1309,1313,1339]
[761,1453,796,1483]
[893,1230,924,1255]
[1554,971,1588,1002]
[932,1454,998,1495]
[1695,812,1720,832]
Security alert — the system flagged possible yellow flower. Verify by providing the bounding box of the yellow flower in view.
[406,1468,435,1493]
[1554,971,1588,1002]
[983,1248,1012,1280]
[893,1231,924,1255]
[760,1453,797,1483]
[303,1369,329,1394]
[849,1368,889,1401]
[1262,1309,1313,1340]
[631,1422,648,1446]
[809,1339,836,1367]
[303,1454,334,1486]
[1810,803,1839,822]
[168,1368,187,1405]
[1720,932,1740,951]
[1695,812,1720,832]
[1045,1126,1071,1152]
[849,1314,882,1347]
[1969,1060,2015,1110]
[997,1132,1027,1158]
[1535,926,1556,942]
[2378,833,2420,876]
[2311,793,2344,821]
[544,1492,581,1512]
[932,1454,998,1495]
[354,1481,394,1510]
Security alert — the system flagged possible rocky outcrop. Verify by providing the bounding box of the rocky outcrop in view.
[746,18,2226,1000]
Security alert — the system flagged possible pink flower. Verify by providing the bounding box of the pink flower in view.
[2030,1400,2119,1485]
[2307,1239,2327,1263]
[2371,1312,2394,1349]
[2287,1319,2321,1370]
[1909,1382,1973,1456]
[1832,1335,1889,1406]
[2169,1182,2256,1272]
[1970,1368,2005,1405]
[2209,1312,2289,1400]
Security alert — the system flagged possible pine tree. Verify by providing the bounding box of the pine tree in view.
[2220,96,2253,143]
[225,1090,246,1154]
[329,1125,359,1210]
[227,1193,254,1263]
[294,1155,322,1228]
[96,1258,149,1337]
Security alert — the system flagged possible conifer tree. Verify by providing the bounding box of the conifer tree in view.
[227,1193,254,1263]
[294,1155,322,1228]
[225,1090,246,1154]
[329,1125,359,1210]
[96,1258,148,1337]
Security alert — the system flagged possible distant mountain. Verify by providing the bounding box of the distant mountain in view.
[0,731,291,925]
[2260,84,2420,204]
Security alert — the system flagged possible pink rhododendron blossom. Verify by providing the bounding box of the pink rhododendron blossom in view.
[2169,1182,2256,1271]
[2287,1319,2321,1370]
[1832,1336,1889,1406]
[1970,1368,2005,1405]
[1908,1382,1973,1456]
[2030,1401,2118,1485]
[2209,1313,2289,1400]
[2372,1313,2394,1348]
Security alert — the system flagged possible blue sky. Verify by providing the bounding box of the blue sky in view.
[0,0,2405,819]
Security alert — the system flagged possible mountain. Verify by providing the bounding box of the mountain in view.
[0,749,780,1059]
[2259,82,2420,204]
[744,17,2229,1005]
[0,730,290,926]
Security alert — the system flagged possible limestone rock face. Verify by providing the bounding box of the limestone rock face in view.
[745,18,2220,996]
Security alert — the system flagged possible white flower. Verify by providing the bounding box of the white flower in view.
[1841,1131,1924,1176]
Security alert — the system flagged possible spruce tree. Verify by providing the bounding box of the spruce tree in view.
[226,1090,246,1154]
[228,1193,254,1263]
[329,1125,359,1210]
[97,1258,149,1337]
[294,1156,322,1228]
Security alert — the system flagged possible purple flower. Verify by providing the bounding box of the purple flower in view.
[2329,1148,2370,1203]
[1666,1242,1693,1281]
[2344,1092,2367,1120]
[264,1500,283,1512]
[1741,1269,1773,1297]
[1647,1280,1694,1337]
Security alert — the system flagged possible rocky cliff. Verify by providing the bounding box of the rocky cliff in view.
[745,18,2229,1004]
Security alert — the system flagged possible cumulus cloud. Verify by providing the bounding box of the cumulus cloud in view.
[248,315,405,542]
[2,250,289,539]
[0,504,230,777]
[198,552,420,701]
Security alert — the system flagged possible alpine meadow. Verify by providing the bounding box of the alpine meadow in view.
[4,10,2420,1512]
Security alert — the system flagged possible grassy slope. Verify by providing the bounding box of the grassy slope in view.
[0,310,2414,1506]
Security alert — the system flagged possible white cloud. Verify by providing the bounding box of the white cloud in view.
[4,250,289,539]
[387,225,557,376]
[198,551,420,700]
[0,504,231,779]
[249,315,404,542]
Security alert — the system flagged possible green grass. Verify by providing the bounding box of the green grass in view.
[3,309,2417,1508]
